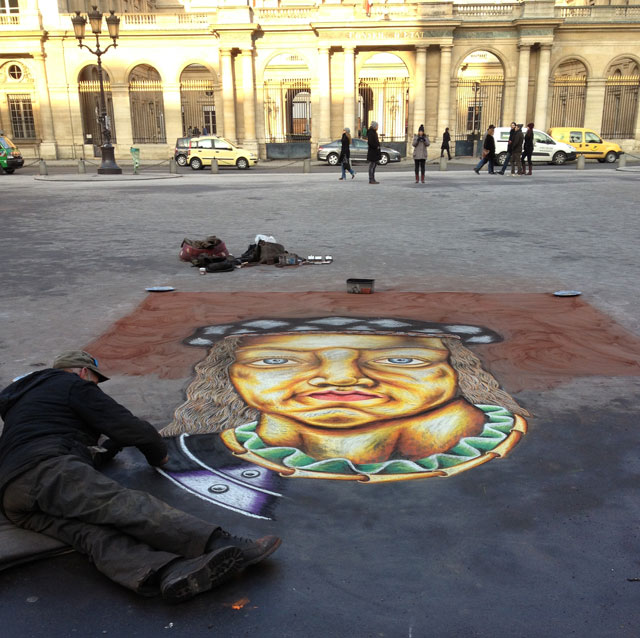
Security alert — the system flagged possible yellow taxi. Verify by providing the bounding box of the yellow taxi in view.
[547,127,623,163]
[187,136,258,170]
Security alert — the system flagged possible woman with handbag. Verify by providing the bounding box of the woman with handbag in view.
[412,124,430,183]
[338,127,356,180]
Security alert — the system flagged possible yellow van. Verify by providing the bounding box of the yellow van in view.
[187,136,258,170]
[547,127,623,163]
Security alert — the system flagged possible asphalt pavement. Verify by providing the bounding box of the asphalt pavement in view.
[0,165,639,637]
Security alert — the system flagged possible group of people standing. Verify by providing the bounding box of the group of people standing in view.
[337,121,383,184]
[474,122,535,176]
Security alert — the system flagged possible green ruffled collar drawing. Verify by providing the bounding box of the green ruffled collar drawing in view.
[230,405,516,476]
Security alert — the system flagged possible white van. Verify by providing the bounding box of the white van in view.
[494,127,577,166]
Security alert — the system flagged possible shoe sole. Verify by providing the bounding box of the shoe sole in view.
[162,547,243,603]
[243,537,283,568]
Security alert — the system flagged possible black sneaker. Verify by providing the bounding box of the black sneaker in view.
[160,546,243,603]
[206,530,282,567]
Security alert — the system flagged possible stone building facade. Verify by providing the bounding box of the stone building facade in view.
[1,0,639,160]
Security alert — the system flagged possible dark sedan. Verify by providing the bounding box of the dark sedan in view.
[317,138,402,166]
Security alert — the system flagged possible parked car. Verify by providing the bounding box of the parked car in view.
[174,137,192,166]
[317,138,402,165]
[494,127,577,166]
[547,127,623,163]
[0,132,24,174]
[187,136,258,170]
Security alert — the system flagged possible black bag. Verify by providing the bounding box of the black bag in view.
[342,157,351,169]
[240,243,260,263]
[205,259,235,273]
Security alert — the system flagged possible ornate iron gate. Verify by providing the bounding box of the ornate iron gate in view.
[129,79,166,144]
[263,78,311,143]
[549,77,586,128]
[454,77,504,141]
[358,77,409,142]
[78,80,116,144]
[180,79,216,136]
[601,75,639,138]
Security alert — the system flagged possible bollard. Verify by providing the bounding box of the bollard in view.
[169,157,177,174]
[39,159,48,176]
[618,154,626,168]
[576,154,585,170]
[77,159,86,174]
[210,158,219,174]
[302,159,311,173]
[439,156,448,171]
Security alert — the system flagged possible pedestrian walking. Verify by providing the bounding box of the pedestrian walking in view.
[508,123,524,175]
[522,122,534,175]
[0,350,282,603]
[473,125,497,175]
[498,122,516,175]
[192,126,201,137]
[440,127,451,160]
[412,124,430,183]
[367,121,381,184]
[338,127,356,180]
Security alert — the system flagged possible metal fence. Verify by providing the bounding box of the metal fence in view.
[358,77,409,142]
[78,81,116,144]
[263,78,311,143]
[129,79,166,144]
[180,79,217,136]
[7,94,36,139]
[453,77,504,141]
[601,75,639,138]
[549,76,586,128]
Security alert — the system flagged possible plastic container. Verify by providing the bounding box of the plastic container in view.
[347,278,375,294]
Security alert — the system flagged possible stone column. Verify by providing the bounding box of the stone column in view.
[413,46,427,134]
[163,82,183,146]
[584,77,606,132]
[241,49,257,151]
[343,46,356,133]
[515,44,531,124]
[436,45,452,139]
[110,83,133,150]
[534,45,552,130]
[220,48,237,143]
[318,46,331,143]
[33,52,58,159]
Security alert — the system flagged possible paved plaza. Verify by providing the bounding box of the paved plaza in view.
[1,166,639,637]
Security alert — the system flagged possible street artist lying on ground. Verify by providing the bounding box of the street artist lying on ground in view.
[0,351,281,603]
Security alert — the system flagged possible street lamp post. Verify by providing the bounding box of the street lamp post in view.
[71,6,122,175]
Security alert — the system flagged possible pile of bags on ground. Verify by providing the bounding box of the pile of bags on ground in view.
[179,234,302,273]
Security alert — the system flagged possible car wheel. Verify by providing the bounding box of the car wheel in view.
[552,151,567,165]
[236,157,249,170]
[604,151,618,163]
[190,157,203,170]
[327,153,339,166]
[2,167,15,174]
[176,154,187,166]
[378,153,389,166]
[496,152,507,166]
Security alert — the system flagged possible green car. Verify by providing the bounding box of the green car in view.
[0,132,24,174]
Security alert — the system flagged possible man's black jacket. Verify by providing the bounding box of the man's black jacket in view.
[0,369,168,504]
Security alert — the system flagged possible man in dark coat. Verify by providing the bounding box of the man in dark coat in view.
[498,122,517,175]
[509,123,525,175]
[366,121,382,184]
[440,127,451,160]
[0,350,281,602]
[473,125,497,175]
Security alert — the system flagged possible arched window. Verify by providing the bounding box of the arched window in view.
[454,51,504,142]
[129,64,166,144]
[358,53,409,142]
[180,64,218,137]
[602,58,639,138]
[550,59,587,128]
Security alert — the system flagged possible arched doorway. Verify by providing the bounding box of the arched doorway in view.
[129,64,166,144]
[78,65,116,145]
[549,59,587,128]
[602,58,639,138]
[262,54,312,143]
[454,51,504,146]
[358,53,409,142]
[180,64,217,137]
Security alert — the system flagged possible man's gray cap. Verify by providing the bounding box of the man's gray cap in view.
[52,350,109,382]
[185,317,502,347]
